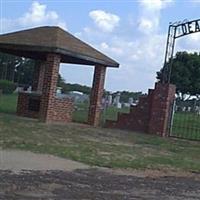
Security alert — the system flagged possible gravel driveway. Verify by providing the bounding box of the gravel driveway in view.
[0,150,200,200]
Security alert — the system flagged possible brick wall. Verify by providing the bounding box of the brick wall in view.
[46,97,74,123]
[105,82,176,137]
[16,92,41,118]
[17,92,74,123]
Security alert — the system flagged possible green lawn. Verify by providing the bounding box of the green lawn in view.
[72,102,129,124]
[172,112,200,140]
[0,94,18,114]
[0,113,200,172]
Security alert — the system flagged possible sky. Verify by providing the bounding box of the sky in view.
[1,0,200,93]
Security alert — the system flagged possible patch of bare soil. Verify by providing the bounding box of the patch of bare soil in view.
[0,150,89,172]
[0,169,200,200]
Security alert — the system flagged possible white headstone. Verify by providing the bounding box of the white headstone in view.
[117,102,122,109]
[108,95,112,106]
[128,97,133,105]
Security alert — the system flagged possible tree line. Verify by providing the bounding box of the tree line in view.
[5,50,200,101]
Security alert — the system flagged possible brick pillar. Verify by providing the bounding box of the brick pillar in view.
[148,82,176,137]
[32,61,40,91]
[37,61,45,92]
[39,53,61,122]
[88,65,106,126]
[32,61,45,92]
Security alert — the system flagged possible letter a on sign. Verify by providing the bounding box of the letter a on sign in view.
[195,21,200,32]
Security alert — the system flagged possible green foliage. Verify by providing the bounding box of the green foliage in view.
[0,80,16,94]
[0,52,35,85]
[157,51,200,98]
[63,83,91,95]
[0,53,22,81]
[57,75,91,94]
[15,59,35,85]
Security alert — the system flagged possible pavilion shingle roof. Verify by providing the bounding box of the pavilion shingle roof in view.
[0,26,119,67]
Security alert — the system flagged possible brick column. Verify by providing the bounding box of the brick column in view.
[88,65,106,126]
[32,61,40,91]
[39,53,61,123]
[32,61,45,92]
[148,82,176,137]
[37,61,45,92]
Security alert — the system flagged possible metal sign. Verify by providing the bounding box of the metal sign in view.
[161,19,200,83]
[175,19,200,38]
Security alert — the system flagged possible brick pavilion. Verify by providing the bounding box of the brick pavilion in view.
[0,26,119,126]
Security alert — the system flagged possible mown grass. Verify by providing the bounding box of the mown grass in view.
[0,94,18,114]
[172,112,200,140]
[0,113,200,172]
[72,102,130,124]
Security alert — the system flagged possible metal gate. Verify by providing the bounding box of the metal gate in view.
[170,98,200,141]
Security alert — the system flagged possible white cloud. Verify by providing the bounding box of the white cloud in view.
[74,6,170,92]
[86,33,166,92]
[1,1,67,33]
[138,18,159,33]
[176,32,200,52]
[19,2,58,25]
[89,10,120,32]
[189,32,200,42]
[140,0,173,11]
[100,42,109,49]
[138,0,174,34]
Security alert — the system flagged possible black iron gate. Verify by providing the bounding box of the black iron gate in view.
[170,98,200,141]
[160,19,200,141]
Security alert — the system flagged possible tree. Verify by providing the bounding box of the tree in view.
[0,53,22,81]
[0,52,35,85]
[157,51,200,99]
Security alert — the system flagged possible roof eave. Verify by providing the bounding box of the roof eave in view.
[0,43,119,68]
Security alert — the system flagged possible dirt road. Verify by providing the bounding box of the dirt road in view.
[0,150,200,200]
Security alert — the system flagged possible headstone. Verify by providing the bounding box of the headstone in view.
[27,86,32,92]
[123,103,130,107]
[128,97,133,105]
[117,102,122,109]
[56,87,62,94]
[113,92,121,107]
[108,94,112,106]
